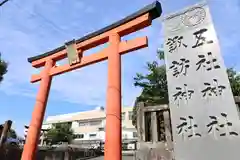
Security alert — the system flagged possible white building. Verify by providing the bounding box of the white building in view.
[24,125,49,145]
[25,106,137,148]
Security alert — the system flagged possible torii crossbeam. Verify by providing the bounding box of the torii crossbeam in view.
[21,1,162,160]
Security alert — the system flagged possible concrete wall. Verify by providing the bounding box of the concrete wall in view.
[0,146,103,160]
[121,107,135,129]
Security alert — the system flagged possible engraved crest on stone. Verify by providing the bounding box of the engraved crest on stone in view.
[182,7,206,27]
[164,16,182,32]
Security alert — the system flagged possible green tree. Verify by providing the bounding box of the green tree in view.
[7,129,17,139]
[132,50,167,127]
[0,53,8,83]
[133,50,168,106]
[227,68,240,96]
[45,123,74,145]
[132,50,240,128]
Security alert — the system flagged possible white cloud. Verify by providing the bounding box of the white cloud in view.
[0,0,164,108]
[1,33,159,108]
[209,0,240,51]
[51,62,108,105]
[8,0,237,109]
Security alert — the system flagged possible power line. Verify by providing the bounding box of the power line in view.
[10,0,71,39]
[0,0,9,7]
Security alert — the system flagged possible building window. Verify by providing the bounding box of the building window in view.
[122,133,128,139]
[128,111,133,120]
[121,112,125,120]
[89,120,101,126]
[53,122,72,129]
[133,132,138,138]
[89,134,97,138]
[98,127,104,131]
[79,121,88,126]
[75,134,84,139]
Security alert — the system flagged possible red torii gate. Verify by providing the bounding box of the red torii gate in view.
[21,1,162,160]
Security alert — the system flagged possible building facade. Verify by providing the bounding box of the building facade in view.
[26,106,137,148]
[24,125,49,145]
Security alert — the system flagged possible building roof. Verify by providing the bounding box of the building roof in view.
[45,108,105,124]
[122,106,134,111]
[24,125,49,131]
[44,106,133,124]
[71,109,106,121]
[27,1,162,63]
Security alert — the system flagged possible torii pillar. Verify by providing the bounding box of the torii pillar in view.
[21,2,162,160]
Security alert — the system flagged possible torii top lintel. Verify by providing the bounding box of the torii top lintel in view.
[28,1,162,83]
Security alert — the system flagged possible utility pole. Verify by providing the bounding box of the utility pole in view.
[0,0,9,7]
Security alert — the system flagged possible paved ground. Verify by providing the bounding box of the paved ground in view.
[89,155,134,160]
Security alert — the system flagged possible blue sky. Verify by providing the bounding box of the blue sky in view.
[0,0,239,136]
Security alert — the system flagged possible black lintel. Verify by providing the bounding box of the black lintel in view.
[28,1,162,63]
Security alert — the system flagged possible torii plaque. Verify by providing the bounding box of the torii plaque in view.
[21,1,162,160]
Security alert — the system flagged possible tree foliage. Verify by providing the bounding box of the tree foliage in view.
[133,50,168,106]
[227,68,240,96]
[132,50,240,128]
[132,50,168,127]
[0,53,8,83]
[7,129,17,139]
[45,123,74,145]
